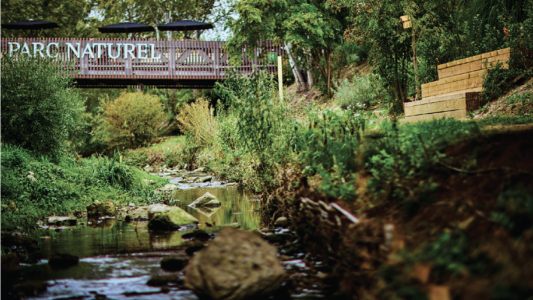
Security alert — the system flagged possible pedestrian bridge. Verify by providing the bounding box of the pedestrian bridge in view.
[1,38,283,88]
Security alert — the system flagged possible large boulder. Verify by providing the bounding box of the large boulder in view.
[189,192,221,208]
[86,200,116,217]
[148,204,198,230]
[1,253,20,274]
[184,227,287,300]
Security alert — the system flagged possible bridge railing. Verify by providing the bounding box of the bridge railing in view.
[1,38,284,80]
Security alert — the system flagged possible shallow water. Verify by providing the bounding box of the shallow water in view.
[16,184,263,299]
[13,179,325,299]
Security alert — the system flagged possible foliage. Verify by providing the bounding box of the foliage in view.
[335,74,383,110]
[176,98,218,146]
[93,0,215,40]
[227,0,350,97]
[215,70,296,190]
[0,0,94,38]
[296,110,366,200]
[1,55,84,160]
[94,92,166,149]
[491,187,533,238]
[0,144,167,231]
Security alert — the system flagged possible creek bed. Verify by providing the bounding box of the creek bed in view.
[9,176,329,299]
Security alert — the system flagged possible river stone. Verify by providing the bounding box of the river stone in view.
[1,253,20,273]
[126,206,150,221]
[48,253,79,269]
[86,200,116,217]
[184,227,287,300]
[147,274,181,286]
[274,216,289,227]
[193,167,207,173]
[189,192,221,208]
[196,176,212,183]
[159,184,179,191]
[148,204,198,230]
[161,257,188,272]
[47,216,77,226]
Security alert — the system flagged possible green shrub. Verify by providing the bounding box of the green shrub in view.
[1,55,84,159]
[95,92,166,149]
[335,74,383,110]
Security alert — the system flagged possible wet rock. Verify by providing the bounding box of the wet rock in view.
[48,253,79,269]
[147,274,181,286]
[189,192,221,208]
[226,182,238,187]
[126,206,150,221]
[184,227,287,300]
[185,241,205,256]
[274,216,289,227]
[1,253,20,273]
[161,257,188,272]
[178,179,188,183]
[250,228,263,237]
[196,176,212,183]
[87,200,116,217]
[262,233,292,245]
[158,184,179,191]
[193,167,207,172]
[148,204,198,230]
[182,229,211,240]
[13,281,47,296]
[1,234,40,253]
[47,216,77,226]
[87,218,116,229]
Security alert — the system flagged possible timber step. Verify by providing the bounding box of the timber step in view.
[401,109,467,123]
[403,47,511,123]
[437,48,510,79]
[404,91,482,118]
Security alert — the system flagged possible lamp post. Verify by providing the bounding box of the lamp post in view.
[400,15,420,100]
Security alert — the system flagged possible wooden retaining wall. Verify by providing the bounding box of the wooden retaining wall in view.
[403,48,511,123]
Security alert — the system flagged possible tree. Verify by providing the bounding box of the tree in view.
[1,56,84,159]
[93,0,216,40]
[1,0,93,38]
[226,0,350,97]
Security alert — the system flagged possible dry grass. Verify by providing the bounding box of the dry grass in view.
[176,98,218,146]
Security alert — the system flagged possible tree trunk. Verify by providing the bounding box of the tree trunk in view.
[327,50,332,98]
[285,43,308,91]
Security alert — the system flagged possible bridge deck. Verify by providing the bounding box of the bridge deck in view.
[1,38,283,88]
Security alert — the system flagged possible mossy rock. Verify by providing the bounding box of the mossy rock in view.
[189,192,221,208]
[86,200,115,217]
[148,204,198,231]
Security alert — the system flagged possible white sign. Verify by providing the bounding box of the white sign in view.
[7,42,162,60]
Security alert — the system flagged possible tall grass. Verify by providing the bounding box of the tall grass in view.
[176,97,218,146]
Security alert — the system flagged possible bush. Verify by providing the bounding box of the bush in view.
[95,92,166,149]
[1,55,84,159]
[335,74,382,110]
[176,97,218,146]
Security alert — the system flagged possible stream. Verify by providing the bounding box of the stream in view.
[7,171,330,300]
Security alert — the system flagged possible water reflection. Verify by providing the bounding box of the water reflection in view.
[18,186,262,299]
[28,187,260,259]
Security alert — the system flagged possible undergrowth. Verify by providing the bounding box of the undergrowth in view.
[1,145,168,230]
